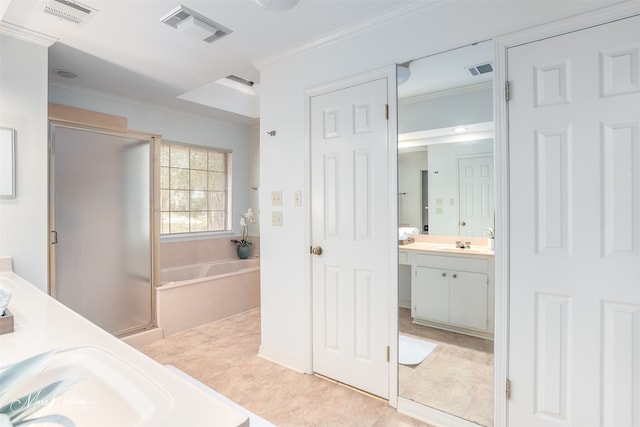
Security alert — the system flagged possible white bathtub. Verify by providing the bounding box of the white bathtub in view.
[157,259,260,336]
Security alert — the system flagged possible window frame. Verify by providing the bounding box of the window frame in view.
[159,140,232,237]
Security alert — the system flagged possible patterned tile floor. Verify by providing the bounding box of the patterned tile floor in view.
[398,308,494,427]
[140,308,431,427]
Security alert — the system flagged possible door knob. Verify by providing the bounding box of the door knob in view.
[311,246,323,256]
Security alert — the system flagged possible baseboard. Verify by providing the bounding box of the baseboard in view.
[258,345,305,373]
[121,327,164,349]
[397,397,480,427]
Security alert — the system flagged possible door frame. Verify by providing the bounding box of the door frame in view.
[493,3,640,426]
[303,66,399,406]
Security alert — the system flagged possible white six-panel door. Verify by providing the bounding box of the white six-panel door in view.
[458,155,494,237]
[310,78,390,399]
[508,15,640,427]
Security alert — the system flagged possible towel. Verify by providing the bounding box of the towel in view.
[0,287,11,316]
[399,227,419,240]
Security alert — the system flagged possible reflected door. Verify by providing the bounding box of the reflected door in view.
[458,156,493,236]
[508,15,640,427]
[50,123,154,336]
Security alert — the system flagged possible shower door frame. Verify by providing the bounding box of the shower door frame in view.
[48,119,160,337]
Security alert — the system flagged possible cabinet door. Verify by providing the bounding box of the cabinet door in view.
[413,266,449,323]
[449,271,488,330]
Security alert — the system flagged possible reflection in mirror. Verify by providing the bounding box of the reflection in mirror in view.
[397,41,495,427]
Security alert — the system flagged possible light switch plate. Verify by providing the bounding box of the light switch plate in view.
[272,211,283,226]
[293,190,302,207]
[271,191,282,206]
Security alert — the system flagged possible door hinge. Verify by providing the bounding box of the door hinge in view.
[506,378,511,400]
[386,346,390,362]
[505,81,511,102]
[385,104,389,120]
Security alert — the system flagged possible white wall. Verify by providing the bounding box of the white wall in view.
[49,85,255,239]
[0,34,49,290]
[258,0,613,371]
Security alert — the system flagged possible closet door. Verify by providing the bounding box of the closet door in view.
[50,123,154,336]
[507,15,640,427]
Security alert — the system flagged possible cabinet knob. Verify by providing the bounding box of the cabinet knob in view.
[441,272,447,278]
[452,273,457,279]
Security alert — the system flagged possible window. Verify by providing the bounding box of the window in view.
[160,142,231,235]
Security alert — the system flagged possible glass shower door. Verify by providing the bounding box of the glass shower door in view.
[50,123,154,336]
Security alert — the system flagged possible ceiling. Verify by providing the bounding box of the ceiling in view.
[1,0,492,126]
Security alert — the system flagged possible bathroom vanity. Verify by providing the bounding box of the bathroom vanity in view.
[399,241,495,339]
[0,257,249,427]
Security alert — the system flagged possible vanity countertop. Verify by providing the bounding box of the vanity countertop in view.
[0,258,249,427]
[399,241,494,257]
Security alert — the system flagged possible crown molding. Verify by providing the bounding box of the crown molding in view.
[254,0,445,70]
[0,21,57,47]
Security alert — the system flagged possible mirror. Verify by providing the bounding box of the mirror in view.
[0,127,16,198]
[397,41,495,427]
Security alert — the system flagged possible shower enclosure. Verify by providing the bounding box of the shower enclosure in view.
[49,121,156,337]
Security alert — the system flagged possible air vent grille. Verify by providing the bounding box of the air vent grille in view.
[160,5,232,44]
[42,0,96,24]
[466,62,494,76]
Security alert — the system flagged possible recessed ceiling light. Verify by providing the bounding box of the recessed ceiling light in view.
[254,0,300,11]
[53,69,78,79]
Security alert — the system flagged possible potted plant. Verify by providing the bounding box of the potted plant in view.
[231,208,255,259]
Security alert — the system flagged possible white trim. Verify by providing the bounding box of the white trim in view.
[0,21,57,47]
[304,65,398,403]
[495,1,640,48]
[492,37,510,427]
[255,1,446,70]
[399,81,493,106]
[397,397,484,427]
[257,345,306,373]
[492,3,640,427]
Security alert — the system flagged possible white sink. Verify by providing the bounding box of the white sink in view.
[5,346,174,426]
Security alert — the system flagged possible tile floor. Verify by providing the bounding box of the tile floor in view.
[398,308,494,427]
[140,308,432,427]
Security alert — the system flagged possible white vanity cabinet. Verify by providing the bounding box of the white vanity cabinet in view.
[408,252,494,339]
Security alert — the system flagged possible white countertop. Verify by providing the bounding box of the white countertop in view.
[0,259,249,427]
[399,241,494,257]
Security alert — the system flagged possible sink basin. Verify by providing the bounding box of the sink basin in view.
[4,346,174,426]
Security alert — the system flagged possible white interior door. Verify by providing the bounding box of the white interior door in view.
[310,77,390,399]
[508,15,640,427]
[458,155,494,236]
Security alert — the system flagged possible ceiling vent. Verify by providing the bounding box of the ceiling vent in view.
[42,0,97,24]
[466,62,494,76]
[160,5,232,44]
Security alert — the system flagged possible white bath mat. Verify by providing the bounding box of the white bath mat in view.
[399,335,437,366]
